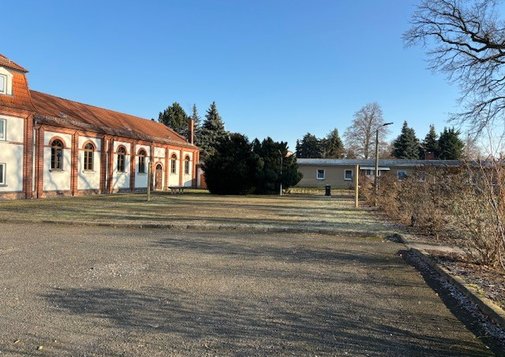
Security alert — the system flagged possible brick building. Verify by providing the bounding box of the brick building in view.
[0,54,199,199]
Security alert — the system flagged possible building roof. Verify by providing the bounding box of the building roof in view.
[0,54,28,73]
[30,90,194,147]
[297,158,462,167]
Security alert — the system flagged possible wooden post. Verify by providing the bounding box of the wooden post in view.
[354,164,359,208]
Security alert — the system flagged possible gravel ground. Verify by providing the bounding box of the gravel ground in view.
[0,223,493,356]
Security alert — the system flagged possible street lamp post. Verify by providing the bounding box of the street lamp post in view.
[374,122,393,206]
[278,150,283,196]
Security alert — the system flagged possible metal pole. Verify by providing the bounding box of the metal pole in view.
[374,129,379,207]
[374,122,393,207]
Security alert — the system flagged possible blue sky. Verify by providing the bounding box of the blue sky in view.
[3,0,461,151]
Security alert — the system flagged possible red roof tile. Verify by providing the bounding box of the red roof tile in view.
[30,90,192,146]
[0,54,28,73]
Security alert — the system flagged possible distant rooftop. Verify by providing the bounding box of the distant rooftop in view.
[297,158,461,167]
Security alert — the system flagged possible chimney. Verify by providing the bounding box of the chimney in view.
[188,119,195,144]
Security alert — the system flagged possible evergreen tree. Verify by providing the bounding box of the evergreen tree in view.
[158,102,189,139]
[438,127,464,160]
[322,129,345,158]
[252,137,302,194]
[199,102,227,161]
[420,124,439,159]
[295,133,323,158]
[190,104,202,145]
[392,121,420,159]
[202,133,257,194]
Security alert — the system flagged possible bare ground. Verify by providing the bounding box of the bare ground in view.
[0,222,493,356]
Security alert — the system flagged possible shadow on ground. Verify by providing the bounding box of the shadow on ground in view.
[41,285,487,356]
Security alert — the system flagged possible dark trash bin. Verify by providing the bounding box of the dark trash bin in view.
[325,185,331,196]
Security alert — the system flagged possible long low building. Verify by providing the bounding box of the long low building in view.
[0,54,199,199]
[296,158,461,188]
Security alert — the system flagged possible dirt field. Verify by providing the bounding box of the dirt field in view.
[0,222,492,356]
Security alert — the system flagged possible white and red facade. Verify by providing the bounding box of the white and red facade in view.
[0,54,199,199]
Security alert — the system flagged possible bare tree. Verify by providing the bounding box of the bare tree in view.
[404,0,505,136]
[344,103,390,159]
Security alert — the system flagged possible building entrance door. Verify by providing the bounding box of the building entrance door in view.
[155,164,163,190]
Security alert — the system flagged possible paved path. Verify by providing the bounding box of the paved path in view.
[0,223,492,356]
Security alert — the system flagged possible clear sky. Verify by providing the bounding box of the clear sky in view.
[3,0,461,151]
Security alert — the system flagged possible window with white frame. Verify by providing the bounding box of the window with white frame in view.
[0,163,5,185]
[0,74,6,94]
[344,169,353,181]
[397,170,408,180]
[316,169,325,180]
[0,119,5,140]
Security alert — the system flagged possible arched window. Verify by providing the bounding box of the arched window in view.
[138,149,147,173]
[50,139,64,170]
[170,154,177,174]
[83,143,95,171]
[117,146,126,172]
[184,155,190,175]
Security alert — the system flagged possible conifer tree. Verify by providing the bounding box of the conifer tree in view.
[199,102,227,161]
[438,127,464,160]
[295,133,323,158]
[158,102,189,139]
[420,124,439,159]
[392,121,420,159]
[323,129,345,158]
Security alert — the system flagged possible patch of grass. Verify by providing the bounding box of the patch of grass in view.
[0,193,388,235]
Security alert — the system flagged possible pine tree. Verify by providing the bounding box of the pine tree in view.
[438,128,464,160]
[420,124,439,159]
[158,102,189,139]
[392,121,420,159]
[295,133,323,158]
[199,102,227,161]
[323,129,345,158]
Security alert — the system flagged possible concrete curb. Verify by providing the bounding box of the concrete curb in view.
[0,218,387,238]
[408,246,505,330]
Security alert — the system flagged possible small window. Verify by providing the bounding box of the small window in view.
[0,119,5,140]
[0,163,5,184]
[344,169,353,181]
[184,156,190,175]
[171,154,177,174]
[50,139,64,170]
[397,170,408,181]
[0,74,6,94]
[138,149,147,173]
[83,143,94,171]
[316,169,325,180]
[117,146,126,172]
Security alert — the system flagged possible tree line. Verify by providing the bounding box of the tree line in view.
[157,101,226,162]
[296,102,467,160]
[157,101,302,194]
